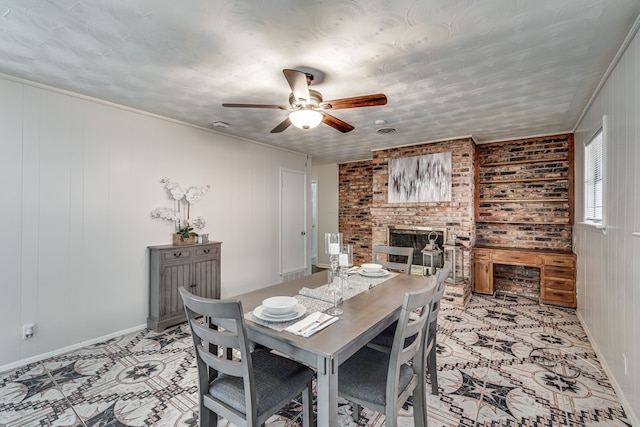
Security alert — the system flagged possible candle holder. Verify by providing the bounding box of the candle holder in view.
[325,232,342,287]
[325,232,343,315]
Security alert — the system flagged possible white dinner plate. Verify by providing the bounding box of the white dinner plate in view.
[261,308,299,318]
[254,304,306,322]
[358,269,390,278]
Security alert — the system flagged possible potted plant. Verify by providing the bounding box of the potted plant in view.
[151,178,210,245]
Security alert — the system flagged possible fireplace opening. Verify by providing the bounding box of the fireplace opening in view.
[387,225,448,275]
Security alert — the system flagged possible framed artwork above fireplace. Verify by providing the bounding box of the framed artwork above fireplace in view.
[388,152,452,203]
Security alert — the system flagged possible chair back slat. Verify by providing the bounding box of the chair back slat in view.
[197,345,245,377]
[191,321,240,349]
[372,245,414,274]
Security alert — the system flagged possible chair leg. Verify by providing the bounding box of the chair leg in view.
[301,382,313,427]
[428,346,438,395]
[199,403,214,427]
[353,403,361,422]
[412,383,428,427]
[385,404,398,427]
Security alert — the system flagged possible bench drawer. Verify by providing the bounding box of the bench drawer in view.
[543,256,575,268]
[491,252,541,265]
[473,251,492,261]
[544,266,575,280]
[543,278,574,292]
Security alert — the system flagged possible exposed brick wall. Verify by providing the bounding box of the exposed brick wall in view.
[493,264,540,298]
[338,133,574,299]
[338,161,373,266]
[475,134,574,251]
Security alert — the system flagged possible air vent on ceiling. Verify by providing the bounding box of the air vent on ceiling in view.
[376,127,396,134]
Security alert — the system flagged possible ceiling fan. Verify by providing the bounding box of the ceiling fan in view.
[222,69,387,133]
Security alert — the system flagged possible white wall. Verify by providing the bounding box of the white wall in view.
[0,76,309,369]
[573,23,640,424]
[311,163,339,268]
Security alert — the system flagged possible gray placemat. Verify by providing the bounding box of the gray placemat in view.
[343,270,398,293]
[244,295,333,331]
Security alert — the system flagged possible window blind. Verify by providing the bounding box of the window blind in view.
[584,129,603,223]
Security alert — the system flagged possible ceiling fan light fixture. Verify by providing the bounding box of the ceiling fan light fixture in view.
[289,109,323,129]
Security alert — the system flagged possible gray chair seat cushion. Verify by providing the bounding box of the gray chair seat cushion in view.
[338,346,414,406]
[209,350,314,416]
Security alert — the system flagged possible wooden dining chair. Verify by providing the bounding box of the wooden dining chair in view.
[178,287,315,427]
[338,285,436,427]
[367,263,450,395]
[372,245,414,274]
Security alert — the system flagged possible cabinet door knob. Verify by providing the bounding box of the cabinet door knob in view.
[301,231,306,235]
[174,253,182,258]
[485,265,489,274]
[204,249,210,254]
[190,284,197,288]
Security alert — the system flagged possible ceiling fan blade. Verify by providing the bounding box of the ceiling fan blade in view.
[283,69,311,103]
[322,93,387,110]
[321,112,355,133]
[270,117,292,133]
[222,103,287,110]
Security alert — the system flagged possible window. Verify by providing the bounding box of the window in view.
[584,126,604,224]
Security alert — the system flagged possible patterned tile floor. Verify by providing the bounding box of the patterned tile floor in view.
[0,292,632,426]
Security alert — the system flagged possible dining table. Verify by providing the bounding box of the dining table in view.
[234,270,432,427]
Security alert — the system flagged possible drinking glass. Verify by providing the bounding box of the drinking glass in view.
[327,283,343,316]
[339,244,353,290]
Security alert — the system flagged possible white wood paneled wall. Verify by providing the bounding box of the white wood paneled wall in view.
[574,23,640,424]
[0,76,309,369]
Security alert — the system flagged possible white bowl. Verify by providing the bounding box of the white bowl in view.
[361,263,383,273]
[262,296,297,315]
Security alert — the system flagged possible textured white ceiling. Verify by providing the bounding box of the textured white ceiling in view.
[1,0,638,164]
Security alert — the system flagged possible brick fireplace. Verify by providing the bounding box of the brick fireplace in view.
[339,136,476,306]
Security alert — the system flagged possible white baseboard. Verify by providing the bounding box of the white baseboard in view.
[576,311,638,426]
[0,323,147,374]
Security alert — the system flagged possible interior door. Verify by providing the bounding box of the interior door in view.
[280,168,308,275]
[311,180,318,266]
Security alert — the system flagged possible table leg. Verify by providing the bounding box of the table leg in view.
[315,354,338,427]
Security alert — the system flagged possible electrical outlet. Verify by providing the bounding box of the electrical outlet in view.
[22,323,35,340]
[622,354,628,376]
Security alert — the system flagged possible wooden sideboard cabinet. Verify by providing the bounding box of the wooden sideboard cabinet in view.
[148,242,221,332]
[472,247,576,307]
